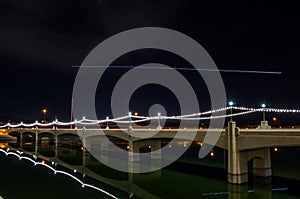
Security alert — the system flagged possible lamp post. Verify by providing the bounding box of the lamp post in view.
[128,112,132,129]
[157,112,161,129]
[260,103,271,129]
[228,101,234,121]
[42,108,47,123]
[261,103,266,121]
[106,116,109,129]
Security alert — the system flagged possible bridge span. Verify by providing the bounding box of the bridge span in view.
[4,120,300,184]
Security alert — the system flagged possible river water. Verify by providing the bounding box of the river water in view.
[0,135,299,199]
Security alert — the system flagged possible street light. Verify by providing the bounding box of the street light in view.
[42,108,47,122]
[128,112,132,129]
[228,101,234,121]
[261,103,266,121]
[272,116,277,126]
[106,116,109,129]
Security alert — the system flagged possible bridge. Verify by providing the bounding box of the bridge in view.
[2,106,300,186]
[3,121,300,185]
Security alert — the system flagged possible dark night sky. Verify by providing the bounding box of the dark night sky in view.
[0,1,299,123]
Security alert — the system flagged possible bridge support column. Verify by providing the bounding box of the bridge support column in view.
[129,139,162,182]
[20,133,23,148]
[128,140,162,171]
[227,121,248,184]
[128,141,140,174]
[82,146,91,168]
[150,139,162,180]
[150,139,162,165]
[35,131,38,155]
[99,139,109,164]
[80,131,91,169]
[55,134,58,160]
[253,148,272,178]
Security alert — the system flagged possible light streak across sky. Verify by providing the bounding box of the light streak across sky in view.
[73,66,282,75]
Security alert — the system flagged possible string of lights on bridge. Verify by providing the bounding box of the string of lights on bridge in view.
[0,148,119,199]
[1,106,300,129]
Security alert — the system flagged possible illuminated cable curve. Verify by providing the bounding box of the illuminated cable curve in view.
[0,149,119,199]
[1,106,300,129]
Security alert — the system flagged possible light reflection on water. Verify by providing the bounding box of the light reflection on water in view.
[0,134,299,199]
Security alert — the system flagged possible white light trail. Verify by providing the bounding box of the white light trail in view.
[0,149,119,199]
[73,65,282,75]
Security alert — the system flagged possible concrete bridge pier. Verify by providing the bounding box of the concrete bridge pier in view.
[82,146,91,168]
[227,121,272,184]
[128,139,162,183]
[81,131,91,168]
[253,148,272,178]
[128,140,141,174]
[19,132,23,148]
[150,139,162,171]
[35,131,38,155]
[55,134,58,159]
[128,139,162,175]
[99,139,109,164]
[86,136,110,164]
[227,121,248,184]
